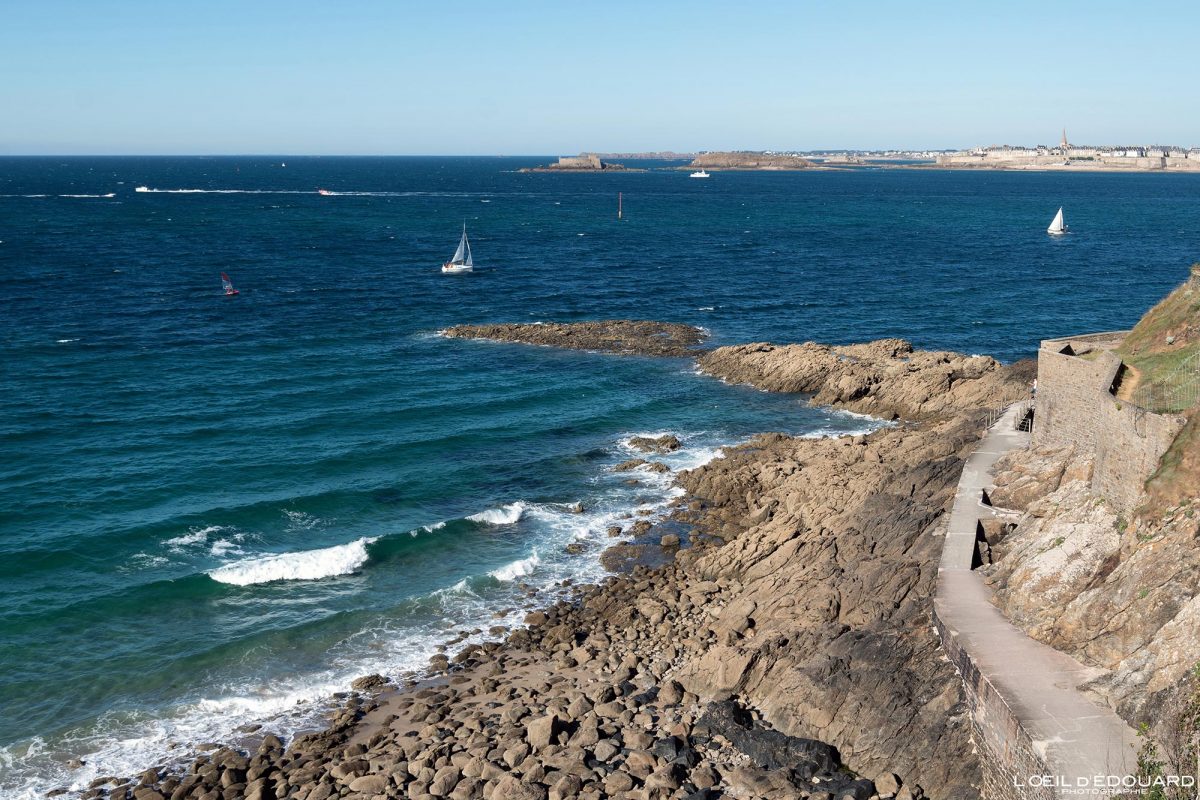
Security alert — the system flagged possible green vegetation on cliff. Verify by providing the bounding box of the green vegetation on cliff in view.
[1118,265,1200,411]
[1122,265,1200,516]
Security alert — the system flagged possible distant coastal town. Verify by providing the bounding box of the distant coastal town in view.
[521,134,1200,174]
[935,130,1200,171]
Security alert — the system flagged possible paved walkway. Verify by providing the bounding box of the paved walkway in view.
[935,405,1139,789]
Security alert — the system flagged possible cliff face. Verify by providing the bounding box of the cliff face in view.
[688,152,814,170]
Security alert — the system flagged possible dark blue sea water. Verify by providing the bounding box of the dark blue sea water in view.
[2,157,1198,795]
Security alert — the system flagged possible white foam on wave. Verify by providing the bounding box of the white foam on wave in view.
[434,578,477,598]
[420,521,446,533]
[207,538,375,586]
[164,530,210,548]
[283,509,322,530]
[125,553,169,570]
[55,338,80,344]
[489,550,540,581]
[668,445,725,472]
[58,193,115,198]
[209,539,243,558]
[466,501,526,525]
[164,526,246,558]
[798,409,893,440]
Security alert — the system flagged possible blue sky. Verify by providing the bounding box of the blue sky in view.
[2,0,1196,154]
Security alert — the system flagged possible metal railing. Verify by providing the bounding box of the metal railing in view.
[1128,352,1200,414]
[978,390,1034,431]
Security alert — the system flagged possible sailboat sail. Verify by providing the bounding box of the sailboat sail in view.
[1047,207,1065,234]
[442,224,476,272]
[220,272,236,294]
[449,225,474,266]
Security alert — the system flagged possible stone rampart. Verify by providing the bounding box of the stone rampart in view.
[1034,332,1186,513]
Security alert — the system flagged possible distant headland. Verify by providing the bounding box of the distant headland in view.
[519,150,818,173]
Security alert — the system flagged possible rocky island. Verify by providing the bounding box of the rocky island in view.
[520,154,636,173]
[685,152,815,171]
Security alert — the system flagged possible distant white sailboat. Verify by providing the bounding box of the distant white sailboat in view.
[1047,207,1067,235]
[690,170,710,178]
[442,224,475,273]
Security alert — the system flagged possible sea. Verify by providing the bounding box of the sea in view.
[2,157,1198,796]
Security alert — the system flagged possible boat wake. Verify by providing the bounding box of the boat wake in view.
[134,187,313,195]
[134,187,497,197]
[1,193,115,198]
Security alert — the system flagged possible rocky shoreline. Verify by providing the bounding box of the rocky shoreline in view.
[87,324,1031,800]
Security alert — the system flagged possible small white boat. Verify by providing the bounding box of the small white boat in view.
[690,170,710,178]
[442,224,475,273]
[1047,207,1067,235]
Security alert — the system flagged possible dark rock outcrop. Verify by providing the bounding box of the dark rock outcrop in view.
[443,320,707,357]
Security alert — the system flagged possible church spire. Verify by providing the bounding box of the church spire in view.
[1061,128,1068,149]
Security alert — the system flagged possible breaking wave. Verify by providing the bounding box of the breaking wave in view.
[489,551,540,581]
[466,501,526,525]
[207,538,375,586]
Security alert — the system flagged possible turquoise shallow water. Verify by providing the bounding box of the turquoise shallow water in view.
[2,157,1199,796]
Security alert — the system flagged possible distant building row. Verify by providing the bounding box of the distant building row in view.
[937,142,1200,170]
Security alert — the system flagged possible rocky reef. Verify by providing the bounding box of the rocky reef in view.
[686,152,815,171]
[698,339,1032,420]
[93,325,1032,800]
[442,321,708,358]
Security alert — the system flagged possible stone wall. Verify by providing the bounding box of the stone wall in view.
[555,154,603,169]
[932,605,1055,800]
[1033,333,1186,513]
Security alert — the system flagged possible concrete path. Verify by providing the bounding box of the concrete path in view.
[935,405,1140,790]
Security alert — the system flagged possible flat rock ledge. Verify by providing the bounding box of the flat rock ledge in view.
[698,339,1031,421]
[443,321,707,358]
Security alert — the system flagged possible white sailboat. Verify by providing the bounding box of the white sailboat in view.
[1047,207,1067,235]
[690,170,710,178]
[442,224,474,273]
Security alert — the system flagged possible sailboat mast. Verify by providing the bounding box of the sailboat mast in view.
[618,192,622,220]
